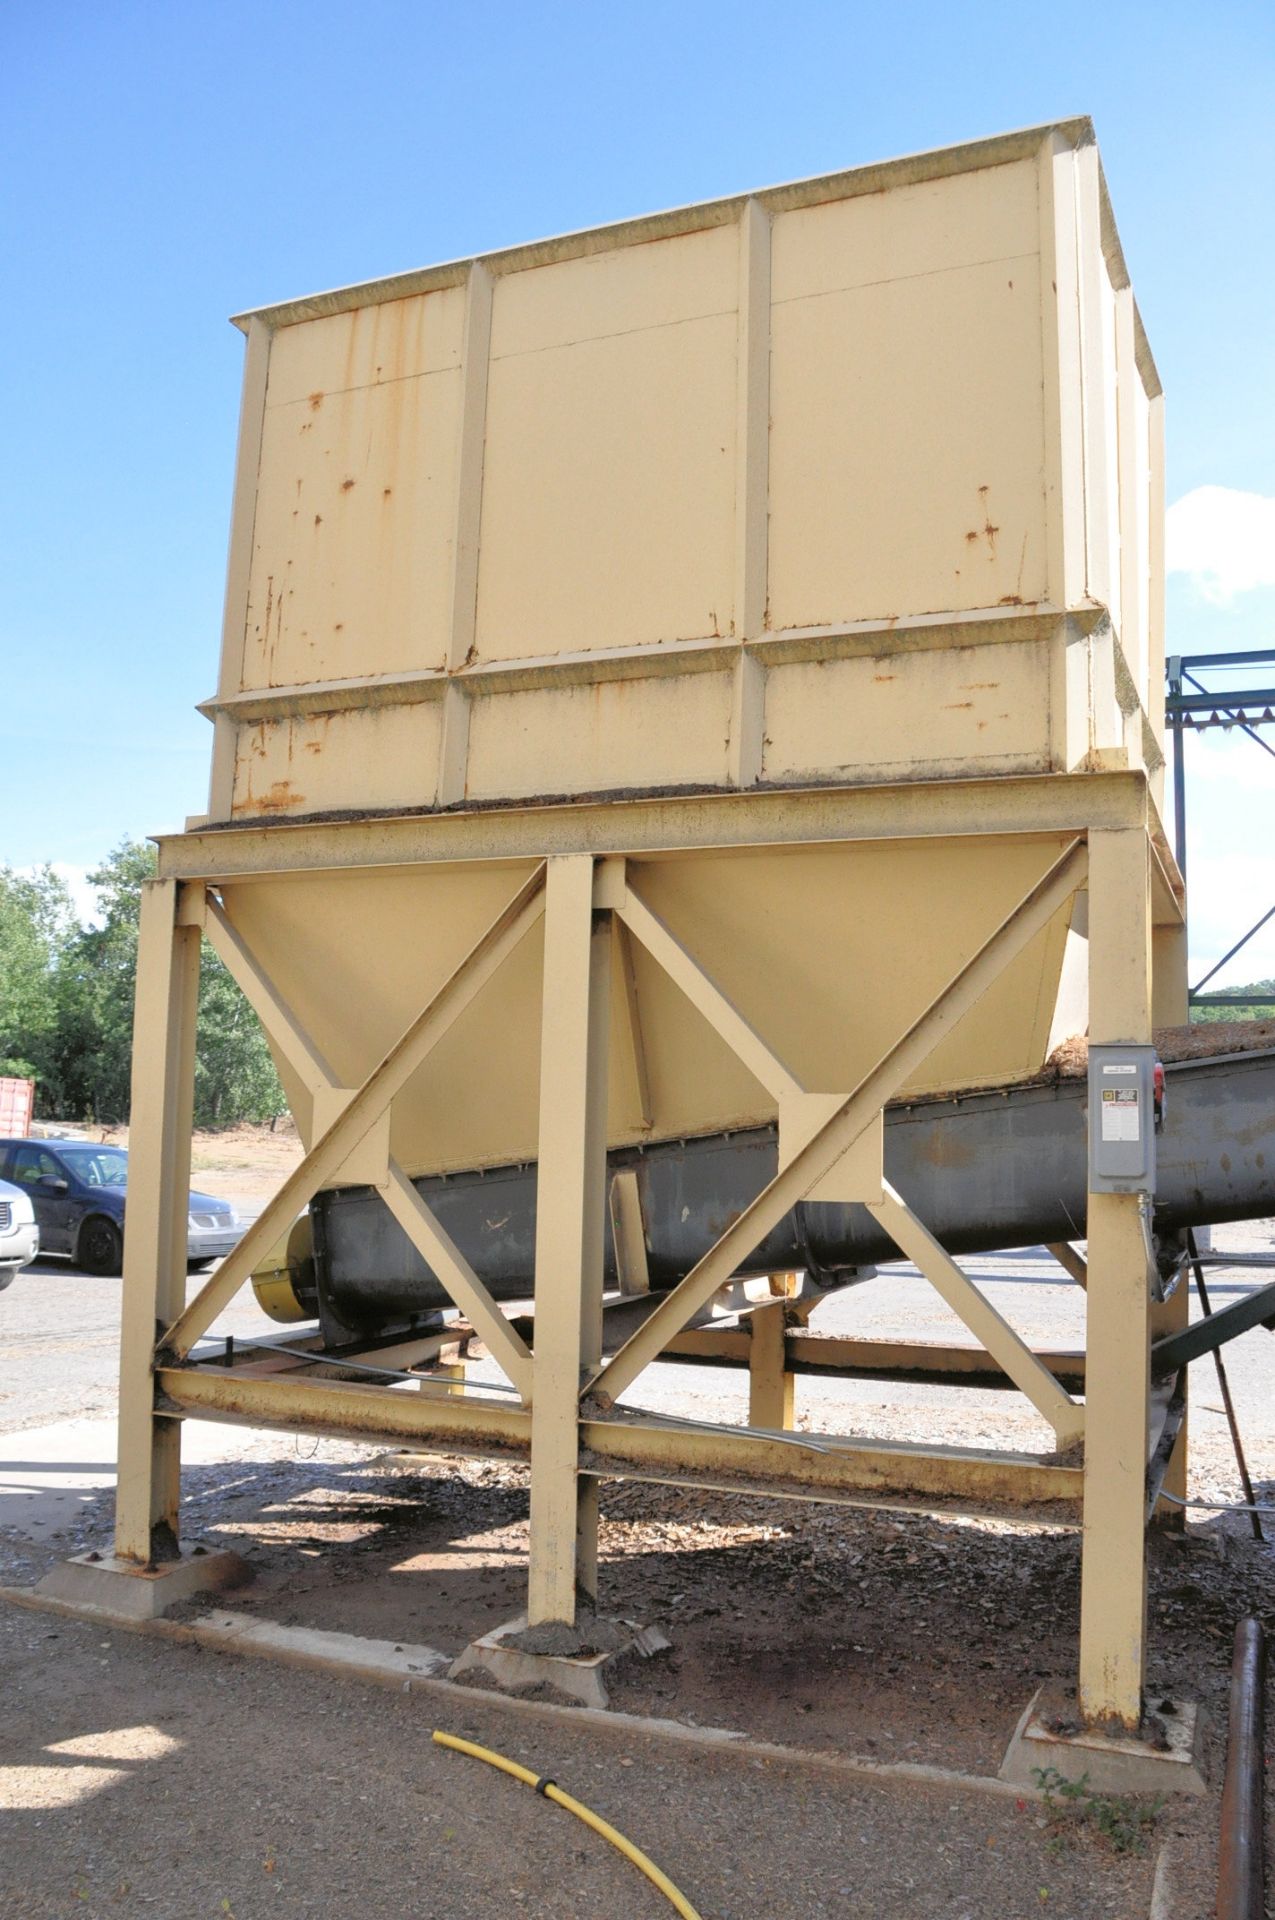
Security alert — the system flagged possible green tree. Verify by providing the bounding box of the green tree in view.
[0,865,77,1102]
[194,953,288,1126]
[1190,977,1275,1022]
[51,841,153,1121]
[51,839,287,1127]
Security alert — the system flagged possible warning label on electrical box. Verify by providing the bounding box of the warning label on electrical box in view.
[1100,1084,1141,1142]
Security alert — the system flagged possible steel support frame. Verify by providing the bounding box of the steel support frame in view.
[123,771,1178,1715]
[1078,827,1156,1728]
[116,866,547,1573]
[526,858,611,1622]
[590,841,1091,1424]
[116,879,200,1564]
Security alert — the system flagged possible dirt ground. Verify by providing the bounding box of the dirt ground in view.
[5,1402,1270,1915]
[0,1441,1243,1918]
[93,1119,302,1210]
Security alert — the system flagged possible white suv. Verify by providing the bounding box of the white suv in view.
[0,1177,39,1289]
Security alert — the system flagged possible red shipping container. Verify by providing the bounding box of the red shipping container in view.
[0,1078,34,1136]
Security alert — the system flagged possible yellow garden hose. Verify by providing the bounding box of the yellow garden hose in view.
[432,1730,704,1920]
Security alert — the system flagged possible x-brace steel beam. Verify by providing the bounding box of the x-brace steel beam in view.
[867,1185,1084,1446]
[162,866,546,1376]
[589,839,1089,1407]
[200,897,535,1397]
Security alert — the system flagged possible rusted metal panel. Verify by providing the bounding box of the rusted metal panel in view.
[578,1418,1083,1513]
[241,289,466,696]
[156,1364,532,1459]
[205,122,1162,832]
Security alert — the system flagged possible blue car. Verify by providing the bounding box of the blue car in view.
[0,1137,240,1277]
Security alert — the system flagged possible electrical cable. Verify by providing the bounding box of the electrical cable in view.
[596,1405,835,1455]
[212,1336,521,1396]
[1158,1491,1275,1517]
[432,1731,704,1919]
[1187,1229,1264,1544]
[211,1339,837,1451]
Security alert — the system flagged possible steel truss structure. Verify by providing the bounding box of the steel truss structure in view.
[1167,647,1275,1012]
[115,768,1189,1732]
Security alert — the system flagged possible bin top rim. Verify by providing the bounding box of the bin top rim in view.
[230,116,1105,338]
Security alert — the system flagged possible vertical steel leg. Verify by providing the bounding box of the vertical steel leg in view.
[748,1303,794,1429]
[749,1274,798,1429]
[1151,922,1188,1028]
[1151,1280,1189,1529]
[115,880,200,1566]
[1171,709,1187,887]
[1079,829,1153,1729]
[1151,916,1190,1525]
[527,857,609,1627]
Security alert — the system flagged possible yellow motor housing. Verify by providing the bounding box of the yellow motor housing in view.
[250,1215,314,1324]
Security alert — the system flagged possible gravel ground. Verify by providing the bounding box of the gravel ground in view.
[3,1198,1274,1917]
[0,1598,1163,1920]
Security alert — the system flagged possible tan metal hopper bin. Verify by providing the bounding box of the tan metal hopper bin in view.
[190,117,1170,1170]
[208,121,1163,821]
[112,120,1189,1743]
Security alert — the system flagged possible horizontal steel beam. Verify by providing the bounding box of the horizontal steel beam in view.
[1169,648,1275,674]
[157,1364,1080,1514]
[579,1418,1083,1511]
[157,1366,531,1458]
[1151,1279,1275,1376]
[663,1327,1087,1390]
[1165,687,1275,717]
[157,773,1150,884]
[203,611,1086,725]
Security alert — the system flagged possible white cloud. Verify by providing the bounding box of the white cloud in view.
[52,864,103,926]
[17,862,102,927]
[1182,727,1275,796]
[1166,485,1275,603]
[1185,848,1275,988]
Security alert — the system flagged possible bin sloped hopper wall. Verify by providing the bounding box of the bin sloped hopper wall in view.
[220,834,1075,1179]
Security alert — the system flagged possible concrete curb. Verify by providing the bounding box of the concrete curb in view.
[2,1582,1037,1802]
[1148,1845,1176,1920]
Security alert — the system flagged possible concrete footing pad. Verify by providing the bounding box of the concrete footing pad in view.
[999,1688,1206,1796]
[36,1545,252,1621]
[450,1613,671,1708]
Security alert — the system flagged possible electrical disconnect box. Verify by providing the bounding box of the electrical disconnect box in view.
[1088,1045,1158,1193]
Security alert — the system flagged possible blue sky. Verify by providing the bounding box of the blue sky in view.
[2,1,1273,979]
